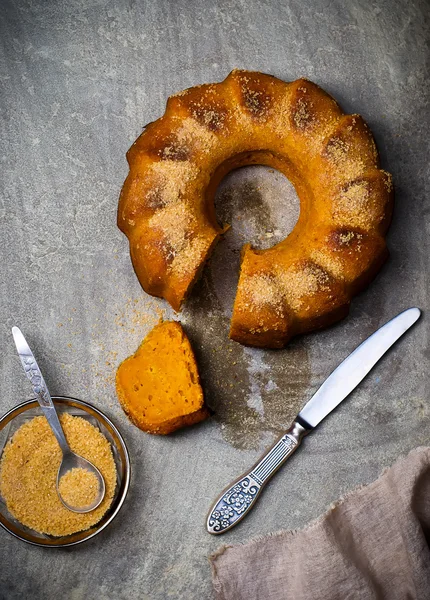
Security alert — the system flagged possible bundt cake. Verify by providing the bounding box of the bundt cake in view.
[116,321,209,434]
[118,70,393,348]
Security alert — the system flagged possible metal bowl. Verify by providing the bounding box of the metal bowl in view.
[0,396,130,547]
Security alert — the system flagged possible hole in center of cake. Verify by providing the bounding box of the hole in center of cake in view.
[208,165,300,316]
[215,164,300,249]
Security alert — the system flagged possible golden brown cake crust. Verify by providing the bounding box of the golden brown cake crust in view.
[118,70,393,348]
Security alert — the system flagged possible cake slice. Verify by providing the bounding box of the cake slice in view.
[116,321,209,434]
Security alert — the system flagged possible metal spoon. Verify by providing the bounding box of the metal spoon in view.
[12,326,105,513]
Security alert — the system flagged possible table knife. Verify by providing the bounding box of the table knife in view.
[207,307,421,534]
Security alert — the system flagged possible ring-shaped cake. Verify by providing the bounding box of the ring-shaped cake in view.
[118,70,393,348]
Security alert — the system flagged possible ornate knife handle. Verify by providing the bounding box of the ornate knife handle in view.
[207,420,310,534]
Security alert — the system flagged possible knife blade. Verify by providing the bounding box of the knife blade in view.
[207,307,421,534]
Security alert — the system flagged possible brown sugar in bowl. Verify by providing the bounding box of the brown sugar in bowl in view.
[1,414,117,536]
[0,396,130,547]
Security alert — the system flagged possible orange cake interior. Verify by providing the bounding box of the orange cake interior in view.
[116,321,209,434]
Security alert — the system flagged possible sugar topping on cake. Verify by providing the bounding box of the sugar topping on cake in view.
[146,160,199,208]
[276,262,332,311]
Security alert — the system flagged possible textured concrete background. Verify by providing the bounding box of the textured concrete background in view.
[0,0,429,598]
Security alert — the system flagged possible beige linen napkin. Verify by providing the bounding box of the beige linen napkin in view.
[210,447,430,600]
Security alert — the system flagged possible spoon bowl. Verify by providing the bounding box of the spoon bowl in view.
[57,451,106,513]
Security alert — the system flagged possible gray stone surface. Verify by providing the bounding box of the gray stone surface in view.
[0,0,429,598]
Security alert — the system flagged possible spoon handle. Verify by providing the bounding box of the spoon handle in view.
[12,326,71,455]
